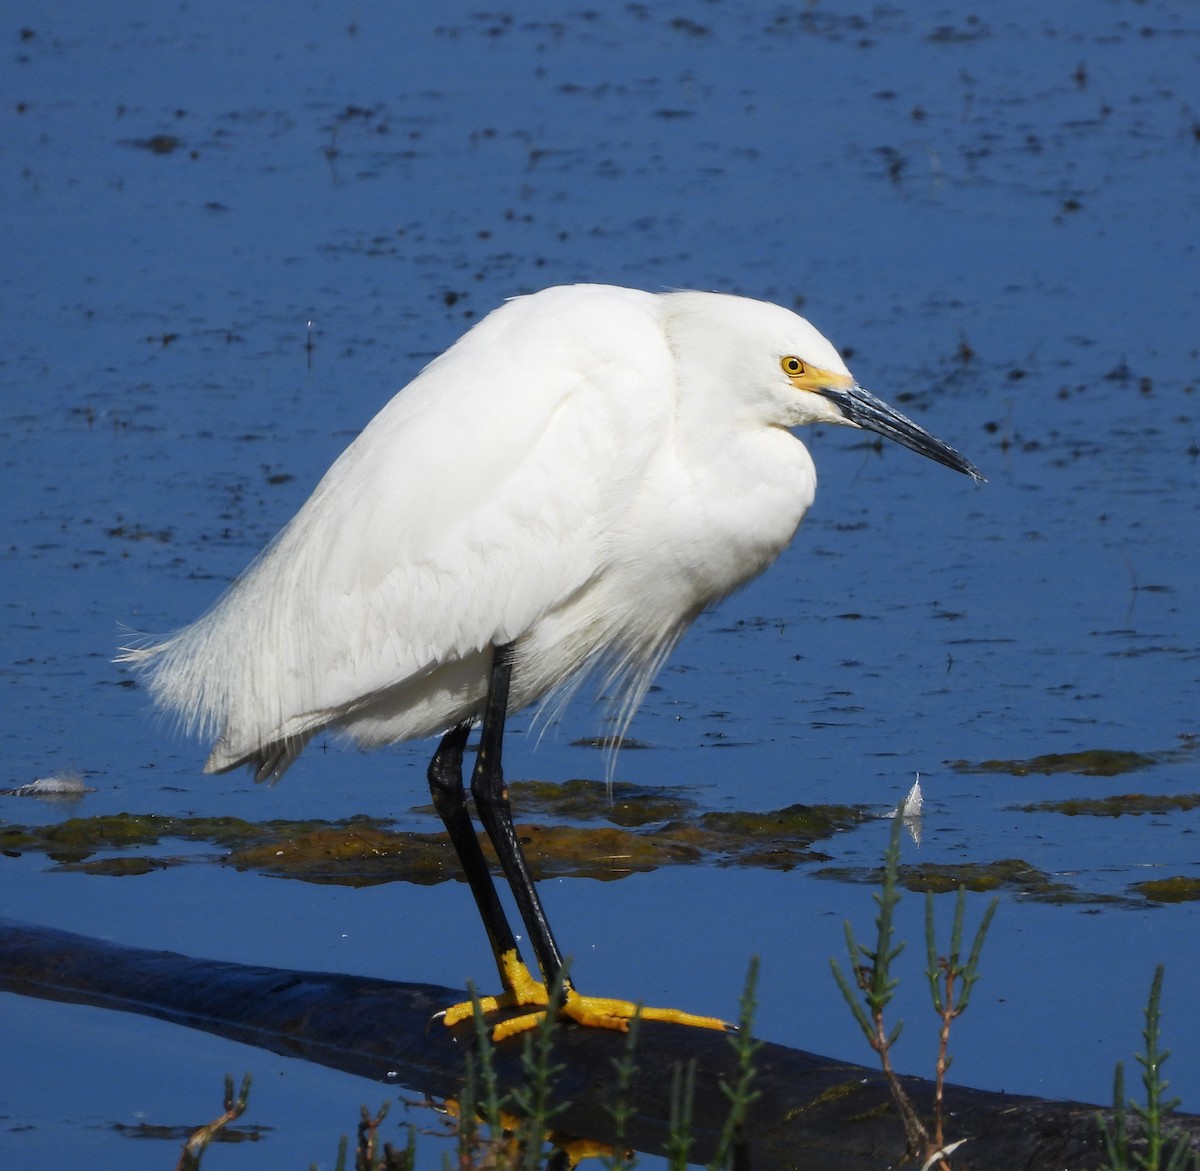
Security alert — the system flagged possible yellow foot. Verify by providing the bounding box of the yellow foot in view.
[440,949,549,1029]
[439,950,729,1042]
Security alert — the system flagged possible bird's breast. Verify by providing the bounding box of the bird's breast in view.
[649,425,817,603]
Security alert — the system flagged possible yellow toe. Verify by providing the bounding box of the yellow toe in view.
[441,949,550,1029]
[559,990,729,1034]
[487,988,730,1041]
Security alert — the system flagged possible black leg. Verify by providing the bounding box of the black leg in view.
[470,642,570,987]
[434,643,730,1038]
[427,721,521,984]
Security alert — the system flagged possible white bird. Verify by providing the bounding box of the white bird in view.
[122,284,981,1038]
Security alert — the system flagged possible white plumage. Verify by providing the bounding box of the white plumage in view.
[122,283,979,782]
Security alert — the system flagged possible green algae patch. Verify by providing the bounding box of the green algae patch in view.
[817,857,1113,904]
[62,856,182,877]
[898,860,1060,897]
[507,801,866,880]
[1,787,867,885]
[568,735,653,751]
[700,803,867,846]
[5,812,229,866]
[1018,793,1200,817]
[0,813,399,862]
[41,813,177,853]
[507,778,696,828]
[232,825,405,867]
[1,813,399,871]
[949,749,1156,778]
[230,826,457,887]
[1131,877,1200,904]
[504,822,700,880]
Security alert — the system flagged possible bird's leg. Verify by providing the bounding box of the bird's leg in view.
[428,719,548,1027]
[465,644,570,1007]
[464,643,730,1041]
[427,724,525,981]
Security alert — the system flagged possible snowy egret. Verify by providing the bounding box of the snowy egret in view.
[122,284,981,1038]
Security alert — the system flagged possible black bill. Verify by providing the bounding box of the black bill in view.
[819,383,985,482]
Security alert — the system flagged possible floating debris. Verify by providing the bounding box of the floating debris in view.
[124,133,183,154]
[0,772,94,800]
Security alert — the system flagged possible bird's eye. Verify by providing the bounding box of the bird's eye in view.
[781,356,806,377]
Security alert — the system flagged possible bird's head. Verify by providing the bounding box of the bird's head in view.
[665,291,984,482]
[775,350,985,482]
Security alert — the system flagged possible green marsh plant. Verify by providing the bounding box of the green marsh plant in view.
[1099,965,1198,1171]
[830,808,997,1168]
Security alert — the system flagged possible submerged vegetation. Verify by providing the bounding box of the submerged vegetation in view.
[949,749,1158,778]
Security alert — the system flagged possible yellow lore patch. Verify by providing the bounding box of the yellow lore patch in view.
[781,355,853,393]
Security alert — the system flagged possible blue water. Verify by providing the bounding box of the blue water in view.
[2,2,1198,1167]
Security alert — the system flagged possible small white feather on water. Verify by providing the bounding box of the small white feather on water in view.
[884,774,924,846]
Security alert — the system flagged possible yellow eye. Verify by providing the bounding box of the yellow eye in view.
[781,356,806,377]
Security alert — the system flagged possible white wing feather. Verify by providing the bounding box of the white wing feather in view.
[124,286,675,770]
